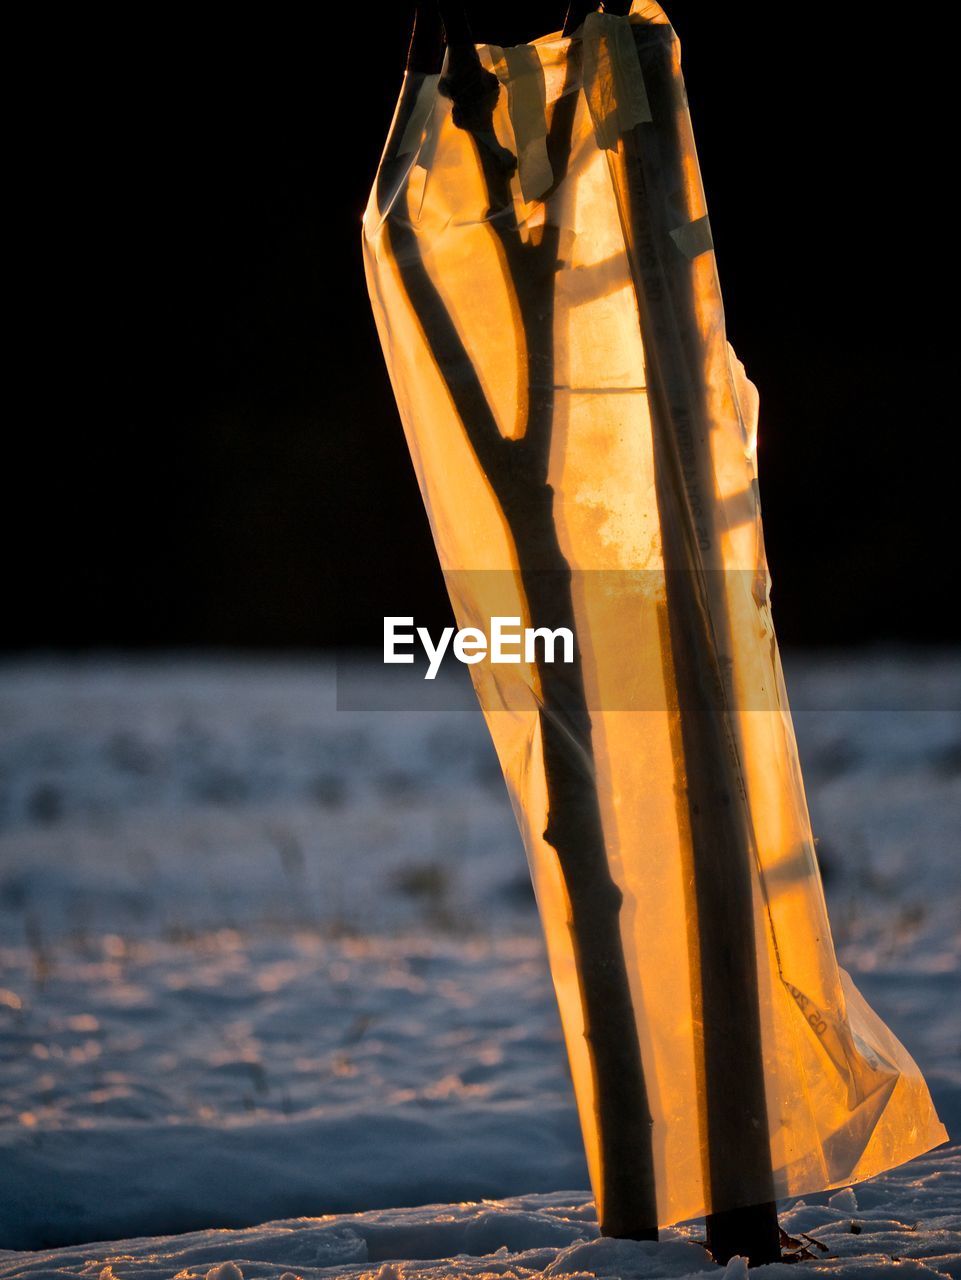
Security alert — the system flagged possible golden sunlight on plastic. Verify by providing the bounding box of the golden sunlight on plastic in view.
[363,0,946,1235]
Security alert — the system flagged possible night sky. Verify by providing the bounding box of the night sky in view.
[8,3,955,650]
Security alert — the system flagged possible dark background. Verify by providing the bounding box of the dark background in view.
[8,3,956,651]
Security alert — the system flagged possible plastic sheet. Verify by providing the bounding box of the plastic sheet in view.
[362,1,946,1232]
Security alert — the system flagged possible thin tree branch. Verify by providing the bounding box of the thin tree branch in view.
[612,20,780,1264]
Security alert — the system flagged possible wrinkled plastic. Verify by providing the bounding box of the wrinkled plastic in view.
[363,1,945,1230]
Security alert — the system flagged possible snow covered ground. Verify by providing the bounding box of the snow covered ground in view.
[0,653,958,1277]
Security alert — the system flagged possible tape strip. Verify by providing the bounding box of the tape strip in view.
[669,215,714,259]
[495,45,553,203]
[610,20,652,131]
[582,13,652,152]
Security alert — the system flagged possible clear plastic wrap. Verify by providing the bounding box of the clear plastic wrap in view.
[362,0,946,1233]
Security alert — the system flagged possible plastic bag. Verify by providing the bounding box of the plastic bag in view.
[362,0,946,1232]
